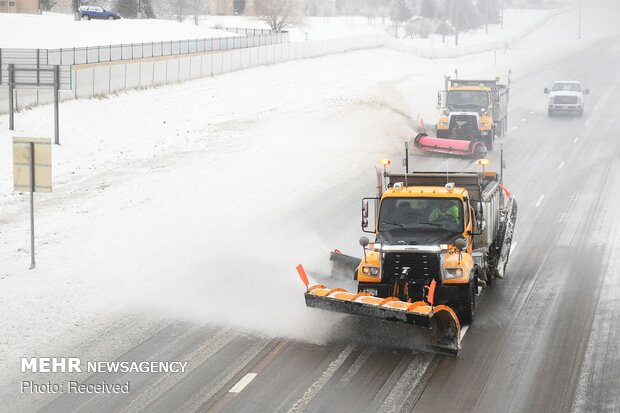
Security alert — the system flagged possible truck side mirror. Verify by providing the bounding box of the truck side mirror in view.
[478,219,486,232]
[359,236,370,247]
[362,199,369,219]
[455,237,468,251]
[544,88,549,94]
[437,92,442,106]
[584,88,590,95]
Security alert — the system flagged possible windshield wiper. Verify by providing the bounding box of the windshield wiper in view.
[380,221,406,229]
[413,221,443,227]
[449,103,482,109]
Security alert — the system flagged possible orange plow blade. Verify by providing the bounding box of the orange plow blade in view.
[304,284,461,356]
[414,132,486,158]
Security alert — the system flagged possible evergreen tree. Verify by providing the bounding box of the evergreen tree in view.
[390,0,412,37]
[451,0,482,31]
[142,0,156,18]
[477,0,500,25]
[40,0,56,10]
[116,0,138,18]
[419,0,436,19]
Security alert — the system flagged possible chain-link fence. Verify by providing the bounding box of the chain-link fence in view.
[0,29,288,67]
[46,32,289,65]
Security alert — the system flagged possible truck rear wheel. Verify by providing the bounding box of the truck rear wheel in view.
[455,279,476,325]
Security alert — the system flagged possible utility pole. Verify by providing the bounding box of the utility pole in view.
[486,0,489,35]
[578,0,582,39]
[501,0,504,30]
[454,0,459,46]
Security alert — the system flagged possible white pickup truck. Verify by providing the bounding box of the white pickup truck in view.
[545,81,589,117]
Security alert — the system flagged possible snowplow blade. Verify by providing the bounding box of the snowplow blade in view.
[414,133,486,158]
[304,285,460,356]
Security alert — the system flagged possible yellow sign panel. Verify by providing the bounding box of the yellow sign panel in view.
[13,137,52,193]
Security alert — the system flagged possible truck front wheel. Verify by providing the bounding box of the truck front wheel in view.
[455,279,476,325]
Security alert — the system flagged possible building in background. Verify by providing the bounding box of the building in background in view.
[1,0,38,13]
[210,0,255,15]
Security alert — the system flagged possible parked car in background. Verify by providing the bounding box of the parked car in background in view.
[78,5,121,20]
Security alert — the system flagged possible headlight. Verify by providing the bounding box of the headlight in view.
[444,268,463,279]
[361,266,381,277]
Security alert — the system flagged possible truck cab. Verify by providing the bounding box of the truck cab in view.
[436,78,509,151]
[354,171,515,325]
[360,186,475,323]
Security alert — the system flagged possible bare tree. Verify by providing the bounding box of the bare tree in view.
[254,0,303,31]
[192,0,206,25]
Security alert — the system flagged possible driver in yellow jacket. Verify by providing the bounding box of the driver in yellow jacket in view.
[429,202,460,225]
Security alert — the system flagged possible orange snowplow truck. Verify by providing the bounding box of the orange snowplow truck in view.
[298,169,517,355]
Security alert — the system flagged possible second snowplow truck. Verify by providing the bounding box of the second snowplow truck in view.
[436,77,509,151]
[298,168,517,355]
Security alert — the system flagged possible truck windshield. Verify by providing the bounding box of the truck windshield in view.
[378,197,463,233]
[447,90,489,111]
[552,83,581,92]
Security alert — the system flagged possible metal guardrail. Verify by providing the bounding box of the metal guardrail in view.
[0,29,289,67]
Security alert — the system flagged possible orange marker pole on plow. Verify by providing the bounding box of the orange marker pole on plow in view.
[296,264,309,291]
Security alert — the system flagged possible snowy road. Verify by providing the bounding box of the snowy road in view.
[2,4,620,412]
[31,39,620,413]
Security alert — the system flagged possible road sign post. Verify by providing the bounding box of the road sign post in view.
[28,142,35,269]
[3,63,70,144]
[8,63,15,131]
[54,65,60,145]
[13,137,52,269]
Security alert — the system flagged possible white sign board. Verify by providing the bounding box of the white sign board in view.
[13,137,52,193]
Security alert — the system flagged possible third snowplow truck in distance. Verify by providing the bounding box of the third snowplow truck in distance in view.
[298,168,517,355]
[435,77,509,151]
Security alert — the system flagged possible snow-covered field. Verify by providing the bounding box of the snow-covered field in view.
[0,13,238,48]
[0,2,618,404]
[1,8,557,49]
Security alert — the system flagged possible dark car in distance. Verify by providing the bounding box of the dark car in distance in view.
[78,5,121,20]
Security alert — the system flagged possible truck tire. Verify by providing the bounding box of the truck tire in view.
[456,279,476,325]
[484,135,493,151]
[482,266,493,287]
